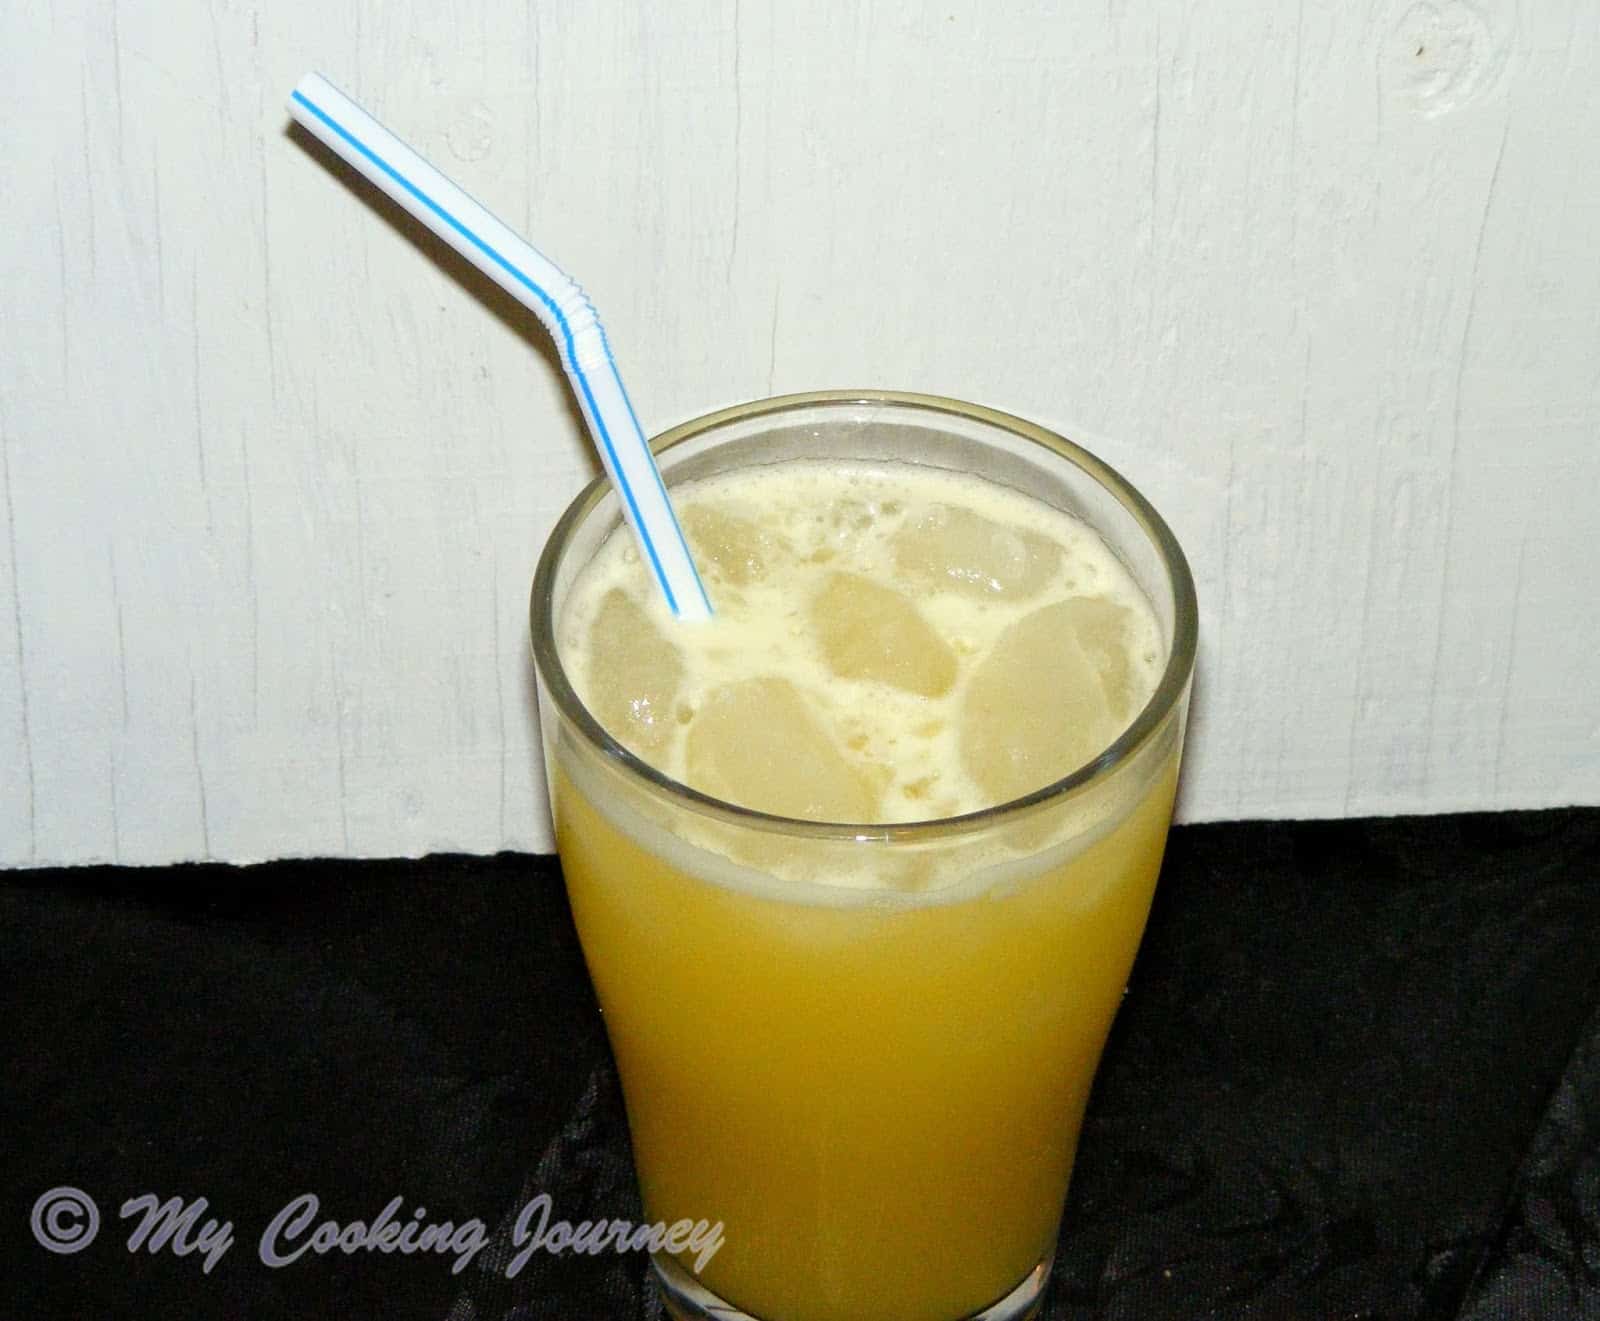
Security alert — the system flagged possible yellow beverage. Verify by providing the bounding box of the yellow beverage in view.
[531,393,1197,1321]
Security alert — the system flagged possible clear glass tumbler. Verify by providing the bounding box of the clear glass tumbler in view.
[531,392,1198,1321]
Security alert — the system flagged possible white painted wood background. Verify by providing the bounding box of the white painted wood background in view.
[2,0,1596,867]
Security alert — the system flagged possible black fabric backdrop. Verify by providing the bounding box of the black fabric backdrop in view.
[4,808,1597,1320]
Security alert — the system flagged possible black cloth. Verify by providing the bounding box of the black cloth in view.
[3,809,1597,1320]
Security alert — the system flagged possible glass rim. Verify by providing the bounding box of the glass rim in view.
[530,389,1199,843]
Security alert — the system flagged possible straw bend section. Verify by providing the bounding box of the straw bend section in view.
[287,71,713,621]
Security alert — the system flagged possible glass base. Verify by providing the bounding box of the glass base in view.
[654,1251,1051,1321]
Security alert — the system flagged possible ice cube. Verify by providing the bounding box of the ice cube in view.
[584,589,684,759]
[681,504,788,587]
[684,677,881,821]
[892,505,1062,598]
[1061,595,1139,722]
[809,572,957,698]
[959,601,1122,805]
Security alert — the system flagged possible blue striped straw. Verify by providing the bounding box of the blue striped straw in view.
[287,72,713,621]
